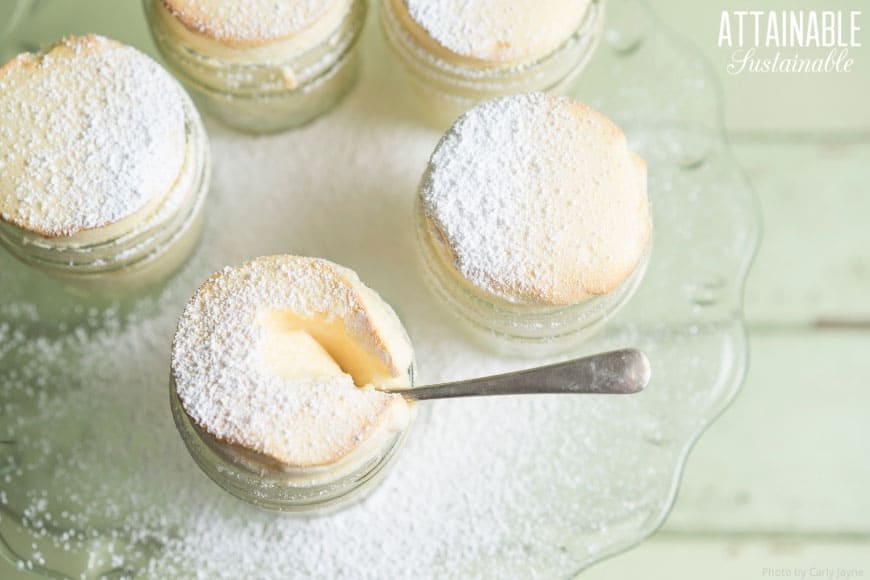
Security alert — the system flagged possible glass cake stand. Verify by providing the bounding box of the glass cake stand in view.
[0,1,760,577]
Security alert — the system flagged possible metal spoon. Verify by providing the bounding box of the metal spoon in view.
[382,348,651,401]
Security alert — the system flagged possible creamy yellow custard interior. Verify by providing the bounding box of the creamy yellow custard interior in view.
[258,310,404,388]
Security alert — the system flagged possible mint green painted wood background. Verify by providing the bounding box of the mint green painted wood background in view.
[2,0,869,577]
[587,1,870,577]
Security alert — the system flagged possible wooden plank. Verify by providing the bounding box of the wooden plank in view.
[664,330,870,534]
[583,535,870,579]
[733,141,870,325]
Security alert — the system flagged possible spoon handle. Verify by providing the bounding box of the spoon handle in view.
[389,349,651,401]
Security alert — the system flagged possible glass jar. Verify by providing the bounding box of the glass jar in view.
[144,0,367,134]
[380,0,604,127]
[415,200,650,355]
[0,96,210,294]
[169,374,417,514]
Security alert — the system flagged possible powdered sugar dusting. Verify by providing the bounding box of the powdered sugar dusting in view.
[161,0,338,43]
[171,255,407,466]
[403,0,590,63]
[0,35,186,238]
[421,93,650,305]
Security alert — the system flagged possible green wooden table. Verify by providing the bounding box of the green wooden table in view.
[587,1,870,576]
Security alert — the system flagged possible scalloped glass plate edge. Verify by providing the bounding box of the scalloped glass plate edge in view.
[568,0,762,574]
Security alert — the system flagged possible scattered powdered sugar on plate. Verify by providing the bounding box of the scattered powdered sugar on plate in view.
[0,11,749,580]
[0,35,186,238]
[160,0,339,43]
[402,0,590,63]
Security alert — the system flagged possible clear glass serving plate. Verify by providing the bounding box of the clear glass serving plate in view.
[0,1,760,577]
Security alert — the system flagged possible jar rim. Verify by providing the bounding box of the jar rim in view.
[146,0,367,98]
[415,198,652,346]
[169,374,415,513]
